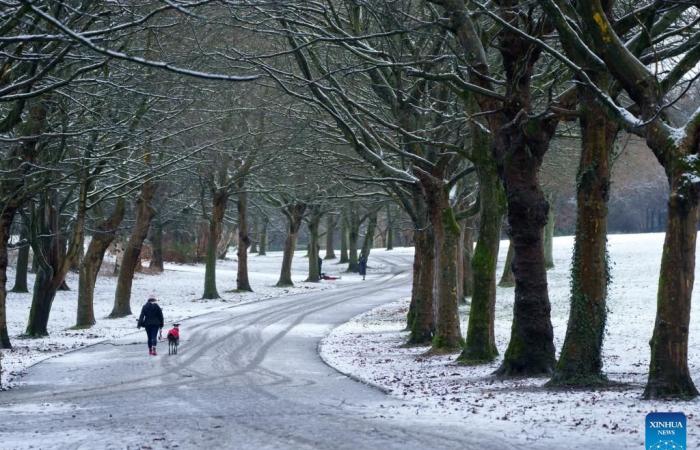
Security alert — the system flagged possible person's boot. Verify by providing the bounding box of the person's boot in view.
[152,347,157,356]
[149,347,153,355]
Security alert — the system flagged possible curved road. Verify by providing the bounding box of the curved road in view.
[0,256,514,450]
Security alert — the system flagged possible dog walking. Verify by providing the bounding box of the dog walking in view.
[166,323,180,355]
[137,296,164,356]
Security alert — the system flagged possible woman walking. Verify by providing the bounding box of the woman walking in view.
[137,296,164,355]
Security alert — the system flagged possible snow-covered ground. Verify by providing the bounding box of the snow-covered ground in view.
[1,249,376,389]
[320,233,700,449]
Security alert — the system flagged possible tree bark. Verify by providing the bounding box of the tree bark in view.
[643,173,699,399]
[11,214,30,293]
[27,183,86,336]
[203,190,227,299]
[498,238,515,287]
[306,207,322,282]
[0,208,17,348]
[148,216,164,273]
[461,219,474,299]
[76,199,126,328]
[276,203,306,287]
[360,210,378,260]
[346,208,360,272]
[110,180,157,317]
[339,215,349,263]
[407,226,435,345]
[549,95,615,386]
[419,173,462,353]
[495,124,556,377]
[236,179,252,292]
[385,204,394,251]
[249,217,259,254]
[324,214,336,260]
[460,155,505,364]
[258,217,268,256]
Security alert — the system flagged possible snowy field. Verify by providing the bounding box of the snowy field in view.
[320,233,700,449]
[1,249,376,388]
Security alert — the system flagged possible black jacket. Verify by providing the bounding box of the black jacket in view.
[138,302,164,328]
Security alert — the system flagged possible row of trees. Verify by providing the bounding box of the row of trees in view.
[234,0,700,399]
[2,1,699,400]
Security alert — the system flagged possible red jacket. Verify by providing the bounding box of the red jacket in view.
[166,328,180,340]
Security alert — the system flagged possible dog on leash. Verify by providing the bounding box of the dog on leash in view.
[166,323,180,355]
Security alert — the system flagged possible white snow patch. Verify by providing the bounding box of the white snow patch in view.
[320,233,700,449]
[0,248,374,389]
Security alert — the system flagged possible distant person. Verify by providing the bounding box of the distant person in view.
[358,255,367,280]
[137,296,164,356]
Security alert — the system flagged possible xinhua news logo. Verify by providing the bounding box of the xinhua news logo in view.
[646,412,686,450]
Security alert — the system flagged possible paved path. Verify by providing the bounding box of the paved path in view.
[0,256,515,450]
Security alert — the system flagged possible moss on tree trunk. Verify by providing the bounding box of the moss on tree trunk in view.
[460,156,505,364]
[549,95,614,387]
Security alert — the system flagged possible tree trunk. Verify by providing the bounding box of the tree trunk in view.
[643,173,699,399]
[56,237,71,291]
[148,216,164,273]
[27,184,86,336]
[203,190,227,299]
[407,226,435,345]
[457,225,465,304]
[0,208,17,348]
[549,96,615,386]
[236,180,252,292]
[461,219,474,299]
[360,210,378,259]
[386,204,394,251]
[76,199,126,328]
[460,158,505,364]
[495,132,556,377]
[324,214,336,260]
[276,203,306,287]
[258,217,268,256]
[249,217,259,254]
[420,174,462,353]
[110,180,157,317]
[217,225,234,260]
[339,215,349,263]
[544,195,555,270]
[347,209,360,272]
[498,238,515,287]
[11,214,30,293]
[307,208,322,282]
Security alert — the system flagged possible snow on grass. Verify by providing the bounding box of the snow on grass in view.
[320,233,700,449]
[0,249,360,389]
